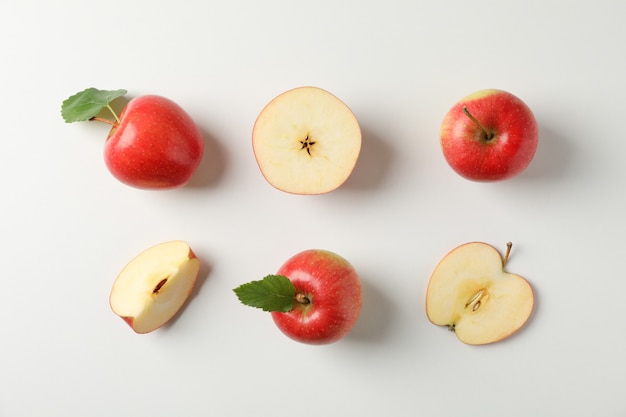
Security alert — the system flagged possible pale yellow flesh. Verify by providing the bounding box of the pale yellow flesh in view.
[252,86,361,194]
[426,242,534,345]
[109,240,200,334]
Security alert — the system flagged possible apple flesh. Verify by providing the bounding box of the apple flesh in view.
[104,95,204,189]
[109,240,200,334]
[425,242,534,345]
[252,86,361,194]
[440,89,538,181]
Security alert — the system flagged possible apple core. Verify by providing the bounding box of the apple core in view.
[299,135,316,156]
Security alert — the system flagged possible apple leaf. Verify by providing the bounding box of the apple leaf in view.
[233,275,295,312]
[61,87,127,123]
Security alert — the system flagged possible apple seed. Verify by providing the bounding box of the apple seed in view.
[465,288,487,311]
[152,278,168,294]
[299,135,316,156]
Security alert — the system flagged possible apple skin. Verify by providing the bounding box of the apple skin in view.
[103,95,204,189]
[440,89,538,181]
[271,249,362,345]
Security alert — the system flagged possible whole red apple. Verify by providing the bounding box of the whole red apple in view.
[440,89,538,181]
[62,88,204,189]
[104,95,204,189]
[233,249,362,345]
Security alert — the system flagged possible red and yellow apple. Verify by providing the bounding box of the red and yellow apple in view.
[252,86,362,194]
[440,89,538,181]
[425,242,534,345]
[234,249,362,344]
[109,240,200,334]
[62,88,204,189]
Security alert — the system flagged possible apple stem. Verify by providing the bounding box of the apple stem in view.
[462,107,494,140]
[503,242,513,267]
[88,104,120,127]
[295,292,311,305]
[106,104,121,123]
[89,116,117,127]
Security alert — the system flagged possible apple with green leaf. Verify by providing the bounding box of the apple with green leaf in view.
[252,86,362,194]
[440,89,538,181]
[109,240,200,334]
[61,88,204,189]
[234,249,362,344]
[425,242,534,345]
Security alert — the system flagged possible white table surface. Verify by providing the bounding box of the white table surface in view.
[1,1,625,416]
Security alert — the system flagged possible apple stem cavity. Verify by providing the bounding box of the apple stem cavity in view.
[295,292,311,305]
[462,106,495,141]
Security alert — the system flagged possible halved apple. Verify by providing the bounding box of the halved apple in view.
[109,240,200,334]
[425,242,534,345]
[252,86,362,194]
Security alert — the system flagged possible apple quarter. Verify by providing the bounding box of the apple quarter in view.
[252,86,362,194]
[109,240,200,334]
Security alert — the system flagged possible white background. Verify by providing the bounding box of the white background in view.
[1,0,625,416]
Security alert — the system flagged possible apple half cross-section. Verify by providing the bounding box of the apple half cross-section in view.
[252,86,362,194]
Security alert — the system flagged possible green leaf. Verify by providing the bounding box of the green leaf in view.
[61,87,127,123]
[233,275,295,312]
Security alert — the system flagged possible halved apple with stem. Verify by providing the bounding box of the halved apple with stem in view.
[109,240,200,334]
[252,86,362,194]
[426,242,534,345]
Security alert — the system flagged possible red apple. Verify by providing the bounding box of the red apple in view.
[233,249,362,345]
[440,89,538,181]
[62,88,204,189]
